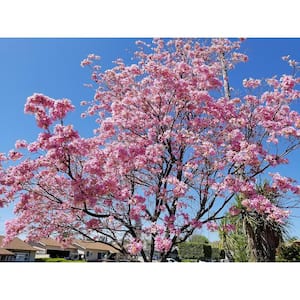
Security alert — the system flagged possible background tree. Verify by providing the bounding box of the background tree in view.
[178,241,212,261]
[188,234,210,244]
[1,38,300,261]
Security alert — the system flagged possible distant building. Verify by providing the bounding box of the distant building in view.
[0,248,15,262]
[72,239,120,261]
[29,237,121,261]
[29,238,77,259]
[0,235,36,262]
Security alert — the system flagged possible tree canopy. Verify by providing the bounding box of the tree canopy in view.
[1,38,300,261]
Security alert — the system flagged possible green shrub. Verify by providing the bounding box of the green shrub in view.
[35,257,86,262]
[178,242,212,261]
[211,248,220,261]
[277,243,300,262]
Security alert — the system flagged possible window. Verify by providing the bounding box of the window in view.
[15,252,29,262]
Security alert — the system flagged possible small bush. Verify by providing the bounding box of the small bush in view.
[211,248,220,261]
[35,257,85,262]
[277,243,300,262]
[178,242,212,261]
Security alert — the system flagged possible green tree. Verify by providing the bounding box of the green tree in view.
[178,235,212,261]
[188,234,210,244]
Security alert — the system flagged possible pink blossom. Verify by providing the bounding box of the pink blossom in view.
[241,194,289,222]
[15,140,28,149]
[206,222,219,232]
[0,153,7,161]
[127,239,143,255]
[282,55,290,61]
[266,77,280,88]
[173,181,188,197]
[222,224,236,233]
[154,236,172,253]
[231,52,248,63]
[86,218,100,229]
[270,172,295,192]
[288,60,297,68]
[87,54,101,61]
[190,219,203,229]
[229,206,241,216]
[8,150,23,161]
[243,78,261,88]
[280,75,296,91]
[80,58,92,67]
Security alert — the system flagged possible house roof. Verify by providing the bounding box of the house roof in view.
[27,237,120,253]
[33,238,77,250]
[0,248,14,256]
[73,240,120,253]
[0,236,37,252]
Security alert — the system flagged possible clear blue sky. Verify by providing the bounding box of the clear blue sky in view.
[0,38,300,239]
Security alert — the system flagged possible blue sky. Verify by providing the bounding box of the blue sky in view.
[0,38,300,240]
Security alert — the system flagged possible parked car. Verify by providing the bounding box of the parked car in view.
[166,258,177,262]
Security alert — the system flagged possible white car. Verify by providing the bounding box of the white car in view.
[166,258,177,262]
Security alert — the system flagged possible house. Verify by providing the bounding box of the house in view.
[29,237,121,261]
[0,235,37,262]
[29,238,77,259]
[0,248,15,262]
[72,239,120,261]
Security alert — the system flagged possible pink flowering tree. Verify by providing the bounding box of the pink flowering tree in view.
[1,38,300,261]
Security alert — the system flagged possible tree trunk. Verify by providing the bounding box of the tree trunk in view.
[244,220,280,262]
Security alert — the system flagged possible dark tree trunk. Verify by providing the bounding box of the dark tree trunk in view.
[244,219,281,262]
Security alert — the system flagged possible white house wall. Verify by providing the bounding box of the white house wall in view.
[85,250,108,261]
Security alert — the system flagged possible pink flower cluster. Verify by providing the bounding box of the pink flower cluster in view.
[127,239,143,255]
[243,78,261,88]
[144,223,165,235]
[270,172,299,193]
[206,222,219,232]
[241,195,289,223]
[229,206,241,216]
[80,54,100,68]
[222,224,236,233]
[154,236,172,253]
[24,93,74,129]
[166,176,188,197]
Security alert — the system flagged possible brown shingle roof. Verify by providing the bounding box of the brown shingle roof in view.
[73,240,120,253]
[0,248,14,256]
[37,238,77,250]
[0,235,36,252]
